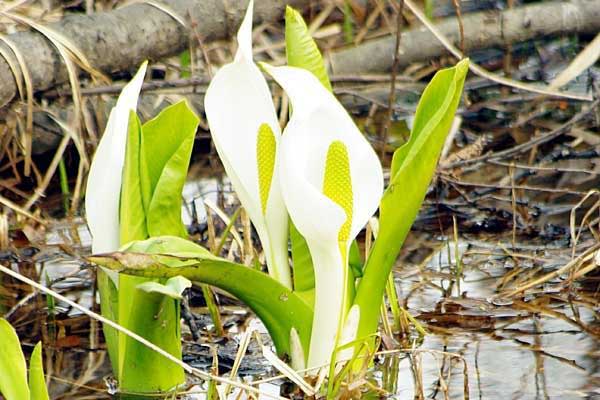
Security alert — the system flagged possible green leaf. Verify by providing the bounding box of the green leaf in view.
[140,100,199,238]
[179,50,191,78]
[136,276,192,299]
[390,59,468,181]
[119,274,186,392]
[29,342,49,400]
[113,101,199,393]
[122,234,213,256]
[285,6,332,92]
[353,59,469,345]
[117,110,152,389]
[0,318,30,400]
[348,239,363,278]
[290,220,314,295]
[90,236,313,359]
[120,111,148,244]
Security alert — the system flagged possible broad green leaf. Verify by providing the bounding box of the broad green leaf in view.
[146,138,195,237]
[119,275,186,392]
[140,100,199,238]
[29,342,49,400]
[353,59,469,344]
[285,6,332,92]
[136,276,192,299]
[90,236,313,359]
[114,101,198,393]
[0,318,30,400]
[390,60,468,181]
[120,111,148,244]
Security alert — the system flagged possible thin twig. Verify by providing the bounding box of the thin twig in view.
[381,0,404,160]
[451,0,464,54]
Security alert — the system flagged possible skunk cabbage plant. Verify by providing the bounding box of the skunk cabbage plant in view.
[85,62,198,395]
[0,318,49,400]
[90,0,469,389]
[86,62,147,255]
[264,64,383,369]
[204,0,291,289]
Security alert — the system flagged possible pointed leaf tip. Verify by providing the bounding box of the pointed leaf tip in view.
[284,6,332,92]
[235,0,255,62]
[29,342,50,400]
[86,61,147,254]
[0,318,29,400]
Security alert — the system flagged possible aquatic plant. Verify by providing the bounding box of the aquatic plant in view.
[204,2,290,289]
[0,318,49,400]
[85,63,198,394]
[89,0,468,393]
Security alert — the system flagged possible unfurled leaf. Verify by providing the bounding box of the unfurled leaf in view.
[140,100,199,238]
[120,111,147,244]
[354,59,469,344]
[116,98,198,394]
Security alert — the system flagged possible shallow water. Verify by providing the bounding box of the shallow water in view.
[371,235,600,399]
[2,172,599,399]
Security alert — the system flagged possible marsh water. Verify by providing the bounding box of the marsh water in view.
[2,170,598,400]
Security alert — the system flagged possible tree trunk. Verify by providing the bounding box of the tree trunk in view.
[0,0,309,107]
[329,0,600,74]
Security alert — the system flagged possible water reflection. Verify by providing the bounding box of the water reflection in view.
[378,237,600,399]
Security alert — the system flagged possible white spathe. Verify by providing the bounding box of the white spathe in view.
[86,62,147,254]
[264,64,384,371]
[204,0,291,289]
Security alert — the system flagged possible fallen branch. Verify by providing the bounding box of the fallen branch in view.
[0,0,309,108]
[329,0,600,75]
[398,0,593,100]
